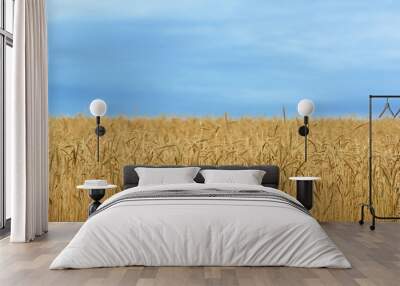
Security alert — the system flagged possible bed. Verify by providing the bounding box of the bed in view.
[50,165,350,269]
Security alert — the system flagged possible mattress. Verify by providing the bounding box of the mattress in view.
[50,183,351,269]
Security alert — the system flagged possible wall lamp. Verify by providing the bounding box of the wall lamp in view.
[297,99,315,162]
[90,99,107,162]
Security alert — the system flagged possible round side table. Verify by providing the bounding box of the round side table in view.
[289,177,320,210]
[77,184,117,216]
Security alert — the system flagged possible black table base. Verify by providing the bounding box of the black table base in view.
[88,189,105,216]
[296,180,313,210]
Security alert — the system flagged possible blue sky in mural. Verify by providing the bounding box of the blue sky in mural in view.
[47,0,400,117]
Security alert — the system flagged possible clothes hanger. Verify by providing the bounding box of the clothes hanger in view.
[378,98,395,118]
[394,105,400,118]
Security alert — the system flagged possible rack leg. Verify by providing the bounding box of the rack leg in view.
[359,204,365,225]
[370,206,376,231]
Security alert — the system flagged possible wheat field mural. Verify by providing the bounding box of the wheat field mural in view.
[49,116,400,222]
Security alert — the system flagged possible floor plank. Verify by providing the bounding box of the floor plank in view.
[0,222,399,286]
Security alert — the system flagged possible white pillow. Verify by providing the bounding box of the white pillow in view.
[200,169,266,185]
[135,167,200,186]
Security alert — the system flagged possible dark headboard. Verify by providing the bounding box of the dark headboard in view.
[123,165,280,189]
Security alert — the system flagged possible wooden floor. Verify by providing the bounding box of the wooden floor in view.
[0,222,399,286]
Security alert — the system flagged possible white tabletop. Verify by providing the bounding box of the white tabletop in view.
[289,177,321,181]
[77,184,117,190]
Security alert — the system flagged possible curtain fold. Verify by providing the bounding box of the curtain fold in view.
[9,0,49,242]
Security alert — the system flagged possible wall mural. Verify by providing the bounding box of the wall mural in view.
[47,0,400,221]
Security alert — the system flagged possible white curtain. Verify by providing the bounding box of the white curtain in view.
[8,0,49,242]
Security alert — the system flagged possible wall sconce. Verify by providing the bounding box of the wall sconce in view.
[297,99,315,162]
[90,99,107,162]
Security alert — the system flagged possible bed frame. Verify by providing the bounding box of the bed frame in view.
[123,165,280,190]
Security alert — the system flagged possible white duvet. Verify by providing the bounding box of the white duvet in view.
[50,183,351,269]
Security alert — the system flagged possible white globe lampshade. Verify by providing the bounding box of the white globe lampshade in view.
[297,99,314,116]
[90,99,107,117]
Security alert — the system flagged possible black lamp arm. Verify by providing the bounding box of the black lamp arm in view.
[298,116,310,162]
[304,115,309,125]
[94,116,106,162]
[298,116,309,137]
[95,116,106,137]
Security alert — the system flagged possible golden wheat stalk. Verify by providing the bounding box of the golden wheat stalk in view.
[49,116,399,222]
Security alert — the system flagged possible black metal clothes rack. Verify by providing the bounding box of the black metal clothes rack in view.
[359,95,400,230]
